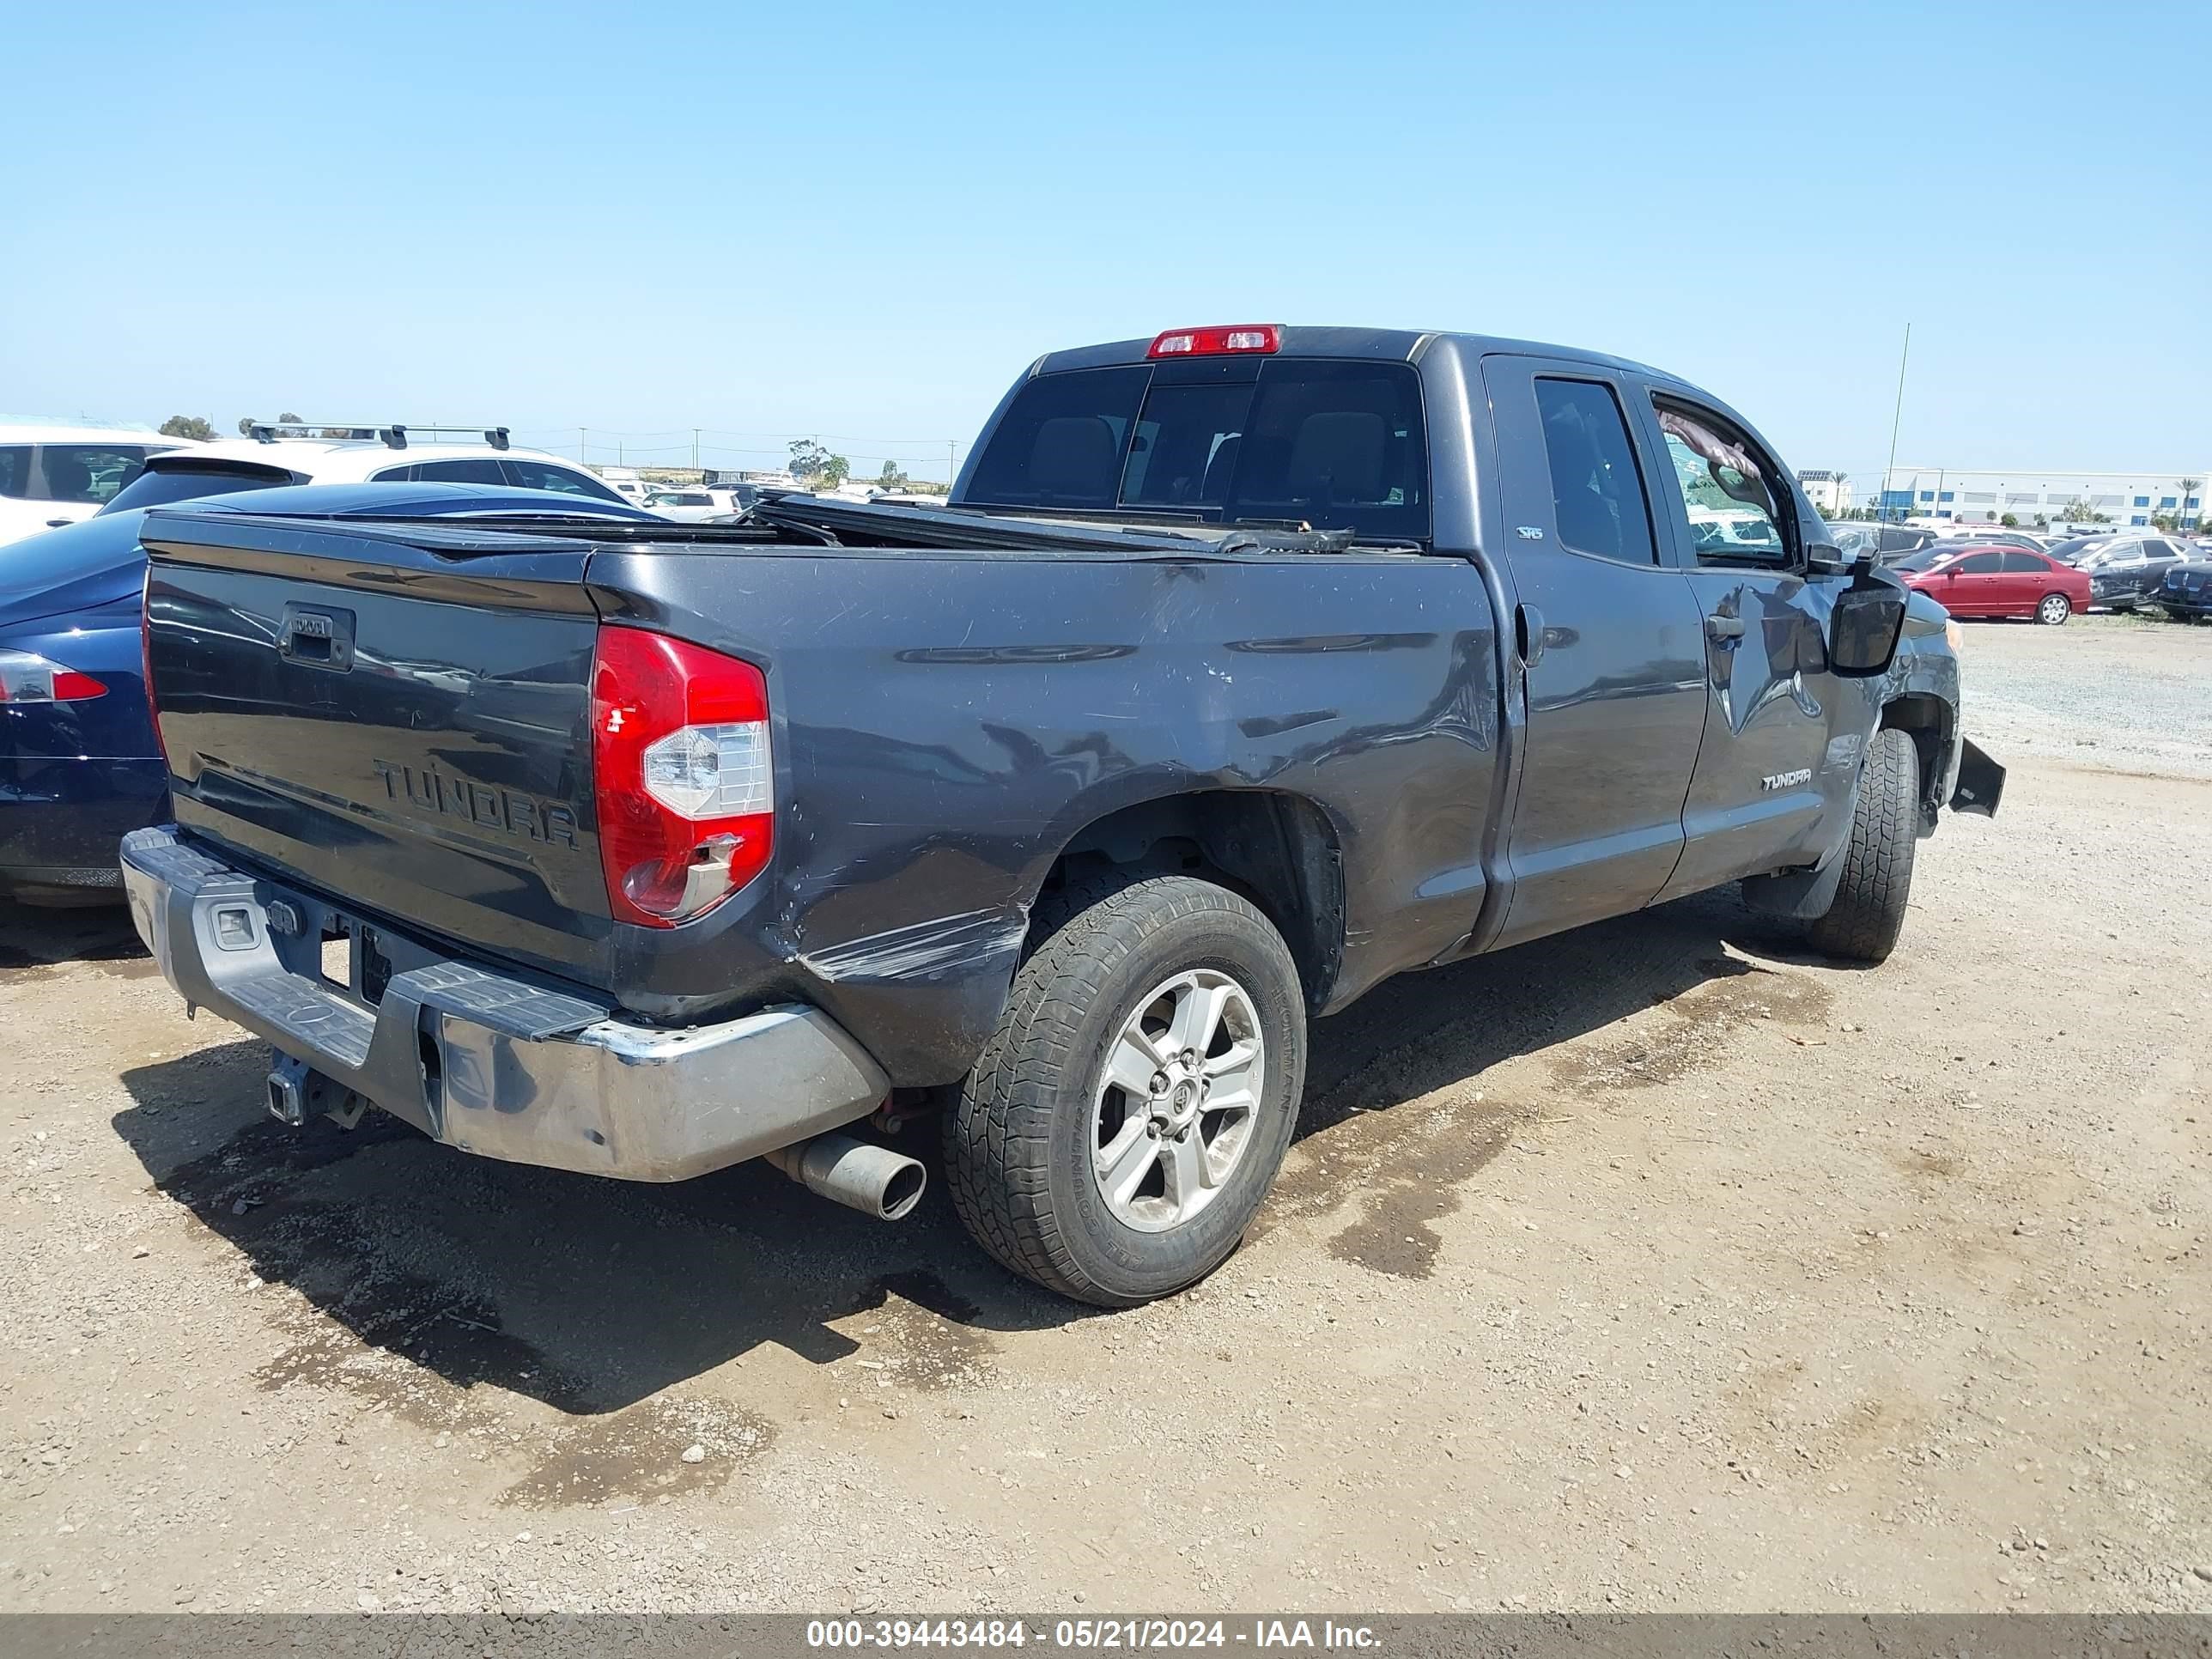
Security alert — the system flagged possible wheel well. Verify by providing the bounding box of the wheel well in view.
[1881,693,1951,821]
[1039,792,1344,1010]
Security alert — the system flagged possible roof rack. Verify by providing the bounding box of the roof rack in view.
[244,422,510,452]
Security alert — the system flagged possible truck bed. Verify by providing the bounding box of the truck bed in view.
[141,504,1506,1085]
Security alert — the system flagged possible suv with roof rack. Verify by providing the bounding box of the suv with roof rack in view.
[97,422,633,516]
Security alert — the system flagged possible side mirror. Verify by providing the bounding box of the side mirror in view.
[1828,559,1908,678]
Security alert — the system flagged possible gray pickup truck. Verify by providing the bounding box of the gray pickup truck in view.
[125,324,2002,1306]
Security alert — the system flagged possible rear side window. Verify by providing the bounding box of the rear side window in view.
[0,446,28,498]
[1533,379,1656,563]
[405,458,507,485]
[1999,551,2045,573]
[507,459,623,501]
[1956,552,2002,574]
[39,444,153,504]
[965,359,1429,541]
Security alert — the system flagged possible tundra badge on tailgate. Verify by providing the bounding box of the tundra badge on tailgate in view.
[370,759,579,847]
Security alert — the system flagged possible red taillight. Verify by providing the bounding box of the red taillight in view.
[1146,324,1282,359]
[0,649,106,703]
[591,626,773,929]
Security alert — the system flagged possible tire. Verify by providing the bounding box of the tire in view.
[1805,727,1919,963]
[942,872,1306,1307]
[2036,592,2072,625]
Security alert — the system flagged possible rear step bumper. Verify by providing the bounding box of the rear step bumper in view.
[119,825,890,1182]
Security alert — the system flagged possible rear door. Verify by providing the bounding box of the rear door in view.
[1480,357,1710,948]
[2000,550,2052,611]
[1630,386,1855,899]
[2139,538,2183,598]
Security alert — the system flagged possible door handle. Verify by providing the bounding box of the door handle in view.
[1705,613,1747,643]
[1515,603,1545,668]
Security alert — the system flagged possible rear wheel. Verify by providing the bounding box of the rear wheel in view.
[1805,728,1919,963]
[2037,592,2072,626]
[942,872,1306,1307]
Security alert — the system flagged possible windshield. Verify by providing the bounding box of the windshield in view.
[963,358,1431,543]
[2046,536,2107,562]
[103,462,296,514]
[1892,547,1955,572]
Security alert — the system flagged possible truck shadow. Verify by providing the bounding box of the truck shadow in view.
[111,887,1813,1417]
[0,900,154,981]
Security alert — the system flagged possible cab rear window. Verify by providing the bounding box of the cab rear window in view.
[965,359,1429,542]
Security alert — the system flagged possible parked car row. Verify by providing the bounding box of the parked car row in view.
[1832,521,2212,622]
[1891,542,2092,624]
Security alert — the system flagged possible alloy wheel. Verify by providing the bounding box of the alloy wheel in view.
[1089,969,1264,1233]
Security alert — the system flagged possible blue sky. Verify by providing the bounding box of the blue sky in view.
[5,1,2206,489]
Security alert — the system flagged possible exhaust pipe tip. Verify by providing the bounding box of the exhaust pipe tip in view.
[767,1131,927,1222]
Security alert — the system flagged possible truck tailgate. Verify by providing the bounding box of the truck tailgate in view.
[141,511,615,987]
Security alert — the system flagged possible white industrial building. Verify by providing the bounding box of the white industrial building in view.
[1876,468,2204,529]
[1796,470,1852,515]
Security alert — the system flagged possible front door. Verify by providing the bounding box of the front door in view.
[1933,549,2004,615]
[1628,390,1856,899]
[1480,358,1711,949]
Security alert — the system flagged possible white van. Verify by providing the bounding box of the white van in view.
[595,465,651,507]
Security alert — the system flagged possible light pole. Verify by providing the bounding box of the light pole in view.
[1882,323,1911,522]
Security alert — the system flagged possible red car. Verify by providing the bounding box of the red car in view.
[1896,542,2093,625]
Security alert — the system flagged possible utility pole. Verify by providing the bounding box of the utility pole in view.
[578,427,586,464]
[1882,323,1911,522]
[692,428,701,473]
[947,438,957,491]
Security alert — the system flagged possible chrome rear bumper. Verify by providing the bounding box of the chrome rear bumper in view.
[120,825,890,1181]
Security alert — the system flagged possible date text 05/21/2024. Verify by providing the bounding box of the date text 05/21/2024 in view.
[805,1620,1382,1650]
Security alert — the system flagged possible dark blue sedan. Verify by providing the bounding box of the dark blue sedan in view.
[0,483,660,905]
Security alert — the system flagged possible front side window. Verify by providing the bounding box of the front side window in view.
[1651,400,1790,565]
[1533,379,1656,563]
[964,359,1429,541]
[40,444,152,504]
[0,446,29,498]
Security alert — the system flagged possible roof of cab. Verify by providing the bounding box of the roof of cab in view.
[1029,325,1677,386]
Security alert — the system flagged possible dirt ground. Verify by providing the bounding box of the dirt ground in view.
[3,615,2207,1616]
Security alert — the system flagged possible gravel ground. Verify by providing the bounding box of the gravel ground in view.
[2,617,2208,1615]
[1964,611,2212,780]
